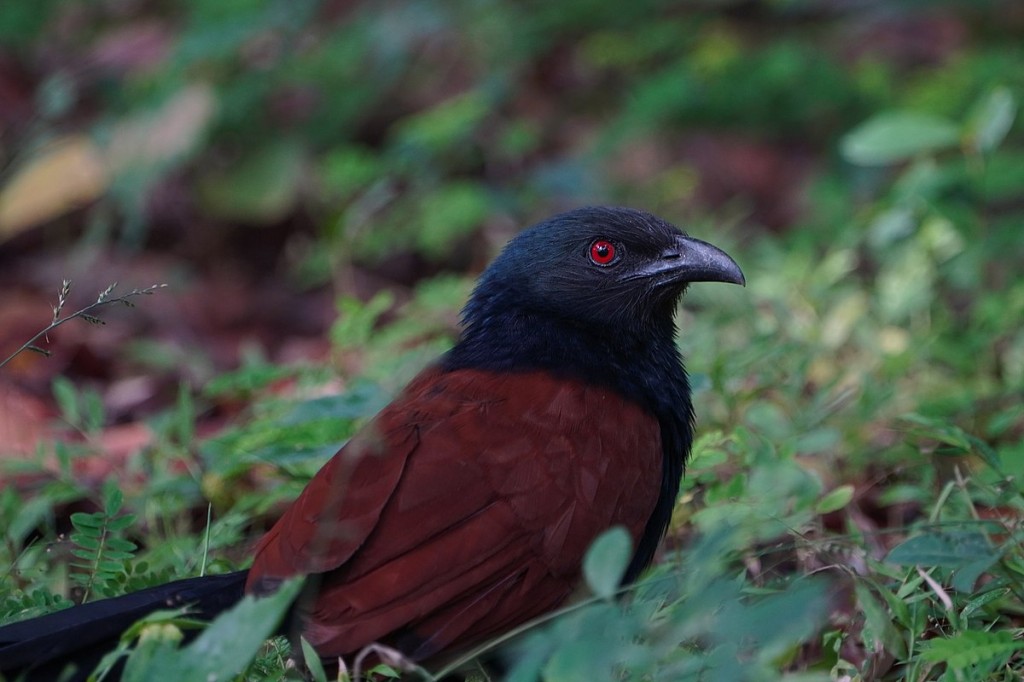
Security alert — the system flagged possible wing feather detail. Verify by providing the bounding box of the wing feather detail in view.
[246,366,662,660]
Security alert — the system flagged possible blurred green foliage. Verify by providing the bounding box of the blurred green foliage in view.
[1,0,1024,680]
[2,0,1019,258]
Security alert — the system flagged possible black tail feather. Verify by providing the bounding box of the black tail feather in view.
[0,570,248,682]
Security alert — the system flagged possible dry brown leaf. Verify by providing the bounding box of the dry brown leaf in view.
[105,84,216,172]
[0,136,108,237]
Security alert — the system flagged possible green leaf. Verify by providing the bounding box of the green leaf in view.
[967,86,1016,154]
[392,91,489,156]
[73,534,101,551]
[82,388,106,433]
[319,146,383,199]
[202,355,291,398]
[919,630,1024,670]
[885,530,997,569]
[300,637,327,682]
[52,376,80,427]
[6,496,53,544]
[106,537,138,553]
[104,486,124,516]
[901,414,1002,472]
[415,183,490,258]
[951,555,999,593]
[814,484,855,514]
[198,139,306,224]
[960,587,1011,618]
[366,663,401,679]
[855,582,908,660]
[582,526,633,600]
[70,512,104,529]
[122,578,304,682]
[174,383,196,447]
[539,603,633,682]
[122,623,185,681]
[687,430,730,470]
[106,515,136,532]
[330,291,394,349]
[92,609,194,679]
[161,577,301,675]
[840,111,960,165]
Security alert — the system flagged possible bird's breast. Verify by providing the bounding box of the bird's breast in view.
[419,368,665,571]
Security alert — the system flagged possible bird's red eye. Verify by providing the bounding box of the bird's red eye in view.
[589,239,617,266]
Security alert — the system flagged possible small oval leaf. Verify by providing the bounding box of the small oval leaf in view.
[968,86,1016,153]
[841,111,960,165]
[104,487,124,515]
[583,526,633,600]
[70,512,104,529]
[815,484,855,514]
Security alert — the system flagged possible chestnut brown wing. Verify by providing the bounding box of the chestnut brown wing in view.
[246,367,662,660]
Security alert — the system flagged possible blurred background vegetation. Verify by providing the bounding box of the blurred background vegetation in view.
[1,0,1023,680]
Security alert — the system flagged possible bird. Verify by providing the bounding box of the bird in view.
[0,206,744,680]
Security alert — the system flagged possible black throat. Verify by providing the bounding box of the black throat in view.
[442,308,694,582]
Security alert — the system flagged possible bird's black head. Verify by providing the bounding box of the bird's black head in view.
[445,205,743,397]
[445,206,744,581]
[459,206,744,345]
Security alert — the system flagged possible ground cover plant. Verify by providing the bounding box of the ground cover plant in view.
[1,1,1022,680]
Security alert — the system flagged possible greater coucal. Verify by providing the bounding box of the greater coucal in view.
[0,206,744,680]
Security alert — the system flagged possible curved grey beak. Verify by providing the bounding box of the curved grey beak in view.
[639,235,745,286]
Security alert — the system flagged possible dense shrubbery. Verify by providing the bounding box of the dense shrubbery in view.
[1,1,1022,680]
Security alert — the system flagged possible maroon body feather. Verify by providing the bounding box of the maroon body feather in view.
[246,367,661,660]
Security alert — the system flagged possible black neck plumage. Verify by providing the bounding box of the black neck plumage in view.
[443,307,694,583]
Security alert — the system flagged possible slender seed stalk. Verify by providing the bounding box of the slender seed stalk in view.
[0,281,167,369]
